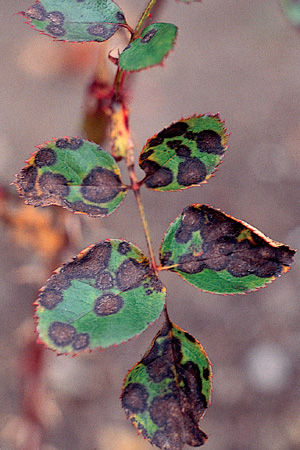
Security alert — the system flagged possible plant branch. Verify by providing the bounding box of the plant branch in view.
[134,0,157,37]
[113,0,158,97]
[126,147,158,275]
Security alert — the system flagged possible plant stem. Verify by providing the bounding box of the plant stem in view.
[113,0,158,97]
[134,0,158,37]
[113,0,161,273]
[126,148,158,275]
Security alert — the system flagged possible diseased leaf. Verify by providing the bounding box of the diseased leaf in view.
[15,138,127,217]
[22,0,126,42]
[119,23,178,72]
[110,100,133,161]
[121,320,212,450]
[139,114,227,191]
[280,0,300,28]
[160,204,295,294]
[36,239,166,353]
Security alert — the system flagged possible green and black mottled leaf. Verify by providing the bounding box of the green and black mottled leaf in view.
[15,138,127,217]
[139,114,227,191]
[160,204,295,294]
[35,239,166,353]
[118,23,178,72]
[22,0,126,42]
[121,320,212,449]
[280,0,300,28]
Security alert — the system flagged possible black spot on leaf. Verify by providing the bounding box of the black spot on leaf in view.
[151,427,183,450]
[117,241,131,255]
[141,341,160,365]
[146,358,174,383]
[46,24,66,37]
[203,367,210,381]
[81,167,123,204]
[122,383,149,414]
[25,4,47,21]
[147,137,164,147]
[141,28,157,43]
[75,241,112,277]
[159,321,171,337]
[177,253,206,274]
[68,137,84,150]
[140,149,154,162]
[55,138,69,149]
[115,11,125,22]
[149,394,181,427]
[38,172,70,198]
[47,11,65,25]
[39,288,63,310]
[184,332,196,343]
[196,129,224,155]
[87,23,119,38]
[161,337,183,364]
[167,140,191,158]
[146,167,174,188]
[140,159,160,176]
[276,246,295,265]
[184,131,197,141]
[178,361,207,414]
[95,271,114,290]
[93,293,123,316]
[226,244,283,278]
[157,122,189,139]
[200,206,243,241]
[202,237,238,271]
[45,272,71,291]
[17,166,38,193]
[68,200,108,217]
[185,427,208,447]
[72,333,90,351]
[34,148,57,167]
[116,258,149,291]
[148,275,164,292]
[48,322,76,346]
[177,157,207,186]
[160,251,174,267]
[175,206,204,244]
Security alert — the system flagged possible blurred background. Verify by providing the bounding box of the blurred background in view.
[1,1,300,449]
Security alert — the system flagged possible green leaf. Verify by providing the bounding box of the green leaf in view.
[121,320,212,449]
[22,0,125,42]
[35,239,166,353]
[118,23,178,72]
[139,114,227,191]
[15,138,127,217]
[280,0,300,28]
[160,204,295,294]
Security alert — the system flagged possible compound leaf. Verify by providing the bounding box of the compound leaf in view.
[160,204,295,294]
[119,23,178,72]
[36,239,166,353]
[280,0,300,28]
[139,114,227,191]
[22,0,125,42]
[121,320,212,449]
[15,138,127,217]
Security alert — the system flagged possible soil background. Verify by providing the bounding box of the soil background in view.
[1,1,300,449]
